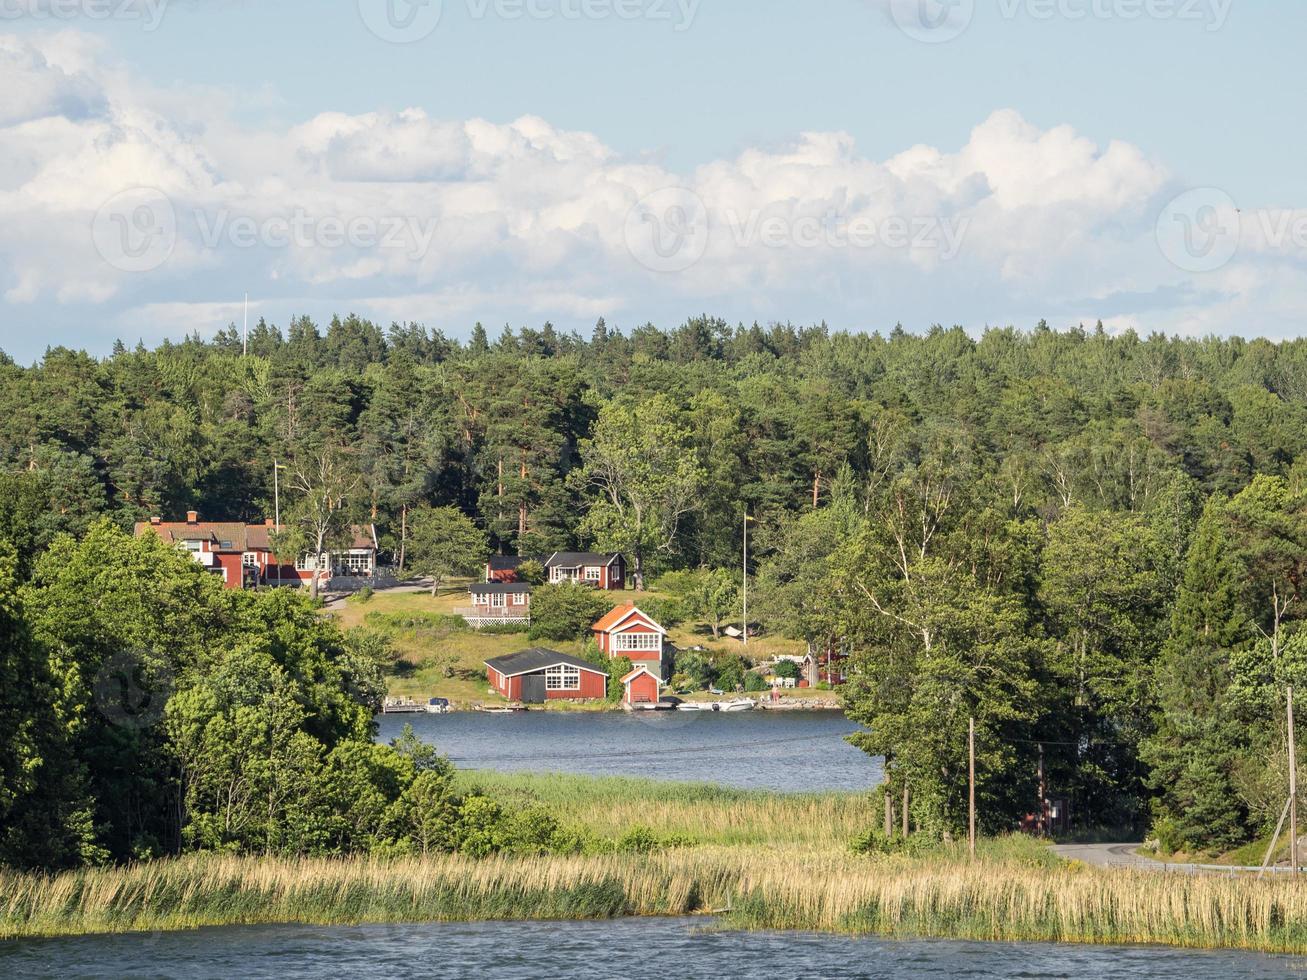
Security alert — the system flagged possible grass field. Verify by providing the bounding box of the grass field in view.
[327,583,813,707]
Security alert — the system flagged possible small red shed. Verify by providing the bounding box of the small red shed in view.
[484,648,609,704]
[621,666,662,707]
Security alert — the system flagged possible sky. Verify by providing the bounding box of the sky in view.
[1,0,1305,361]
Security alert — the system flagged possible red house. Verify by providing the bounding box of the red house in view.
[462,584,531,627]
[621,665,662,707]
[135,511,378,591]
[484,649,609,704]
[486,556,525,583]
[545,552,625,589]
[593,603,667,678]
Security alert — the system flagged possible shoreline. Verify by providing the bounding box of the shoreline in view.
[6,848,1307,953]
[383,697,845,715]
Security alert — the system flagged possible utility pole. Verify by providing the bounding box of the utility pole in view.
[1038,742,1047,836]
[902,784,909,839]
[273,459,283,588]
[969,716,977,860]
[742,512,752,646]
[243,293,248,358]
[1291,686,1298,875]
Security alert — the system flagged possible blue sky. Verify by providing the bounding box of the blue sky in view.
[2,0,1304,359]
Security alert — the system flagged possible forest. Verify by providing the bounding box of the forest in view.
[5,313,1307,858]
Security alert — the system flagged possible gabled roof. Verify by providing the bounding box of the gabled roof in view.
[136,517,377,553]
[545,552,623,568]
[487,556,526,571]
[593,602,666,635]
[484,648,609,678]
[620,665,662,685]
[470,583,532,595]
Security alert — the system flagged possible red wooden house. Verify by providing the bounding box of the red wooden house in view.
[484,649,609,704]
[593,603,667,678]
[135,512,378,591]
[621,665,662,707]
[545,552,626,589]
[485,556,525,583]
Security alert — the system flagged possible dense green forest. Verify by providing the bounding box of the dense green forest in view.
[6,314,1307,859]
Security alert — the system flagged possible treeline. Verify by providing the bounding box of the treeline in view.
[7,315,1307,848]
[0,524,592,869]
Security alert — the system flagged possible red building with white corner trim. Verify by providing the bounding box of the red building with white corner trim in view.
[621,665,662,707]
[135,511,378,590]
[484,649,609,704]
[593,603,667,678]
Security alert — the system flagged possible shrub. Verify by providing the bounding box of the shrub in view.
[773,659,801,681]
[348,585,374,604]
[637,596,687,629]
[527,583,609,642]
[517,559,545,586]
[478,622,530,635]
[744,671,768,693]
[672,651,715,690]
[607,656,634,701]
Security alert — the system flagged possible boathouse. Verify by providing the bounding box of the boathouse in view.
[593,603,667,678]
[484,648,609,704]
[620,665,662,707]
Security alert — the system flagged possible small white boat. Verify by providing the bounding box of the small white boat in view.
[676,702,715,712]
[718,698,756,712]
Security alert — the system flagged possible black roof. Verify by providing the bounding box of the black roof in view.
[470,583,532,594]
[484,648,609,678]
[545,552,622,568]
[487,556,526,570]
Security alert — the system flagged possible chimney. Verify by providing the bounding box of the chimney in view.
[186,510,199,524]
[150,516,162,526]
[265,518,275,527]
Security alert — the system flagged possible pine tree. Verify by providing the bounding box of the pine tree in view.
[1141,496,1250,851]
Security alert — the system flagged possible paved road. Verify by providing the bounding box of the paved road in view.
[1051,842,1161,869]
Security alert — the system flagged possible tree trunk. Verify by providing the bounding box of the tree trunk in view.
[902,784,910,838]
[812,470,821,509]
[399,504,408,572]
[634,545,646,591]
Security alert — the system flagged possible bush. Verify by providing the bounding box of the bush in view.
[773,659,801,681]
[517,559,546,586]
[348,585,374,604]
[744,671,768,693]
[607,656,634,701]
[672,651,715,690]
[528,583,609,642]
[478,622,530,635]
[1151,815,1184,856]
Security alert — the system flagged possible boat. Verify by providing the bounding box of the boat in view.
[477,705,528,713]
[717,698,756,712]
[382,697,426,714]
[676,702,715,712]
[425,698,451,714]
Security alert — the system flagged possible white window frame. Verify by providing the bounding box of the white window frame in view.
[584,566,601,582]
[545,665,581,691]
[491,592,506,609]
[243,552,259,568]
[614,632,662,654]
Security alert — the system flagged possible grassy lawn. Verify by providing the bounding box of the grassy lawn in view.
[327,583,820,708]
[330,584,583,706]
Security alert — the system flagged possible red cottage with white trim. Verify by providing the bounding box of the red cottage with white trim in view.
[484,649,609,704]
[593,603,667,679]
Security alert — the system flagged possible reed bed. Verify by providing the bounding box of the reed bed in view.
[7,844,1307,952]
[453,771,876,847]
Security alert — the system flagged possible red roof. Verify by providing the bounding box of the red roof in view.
[620,665,661,685]
[592,602,666,635]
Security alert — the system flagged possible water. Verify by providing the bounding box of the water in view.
[4,919,1298,979]
[376,709,880,793]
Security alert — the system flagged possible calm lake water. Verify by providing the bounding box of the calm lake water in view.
[4,918,1300,979]
[375,709,880,793]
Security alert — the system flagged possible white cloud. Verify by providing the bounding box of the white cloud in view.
[0,29,1304,354]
